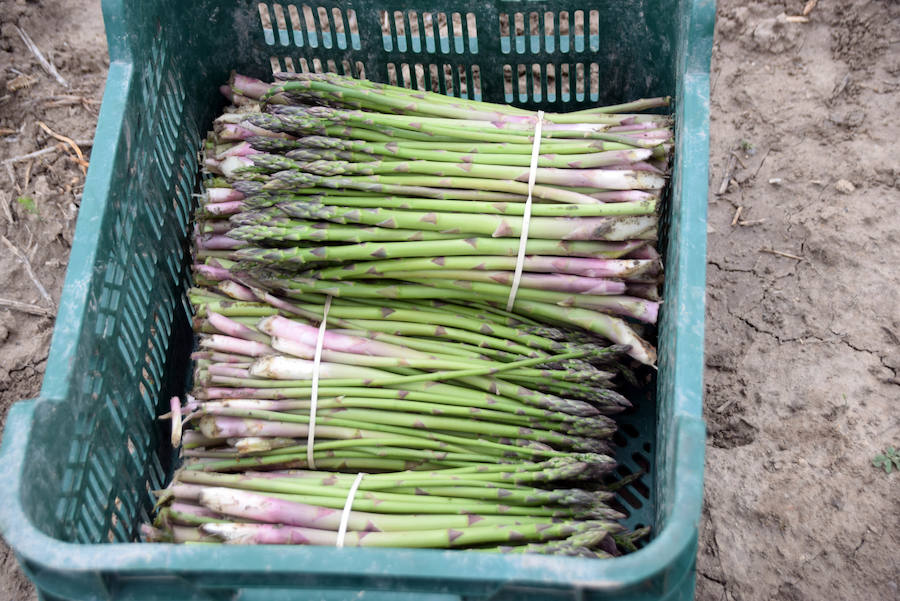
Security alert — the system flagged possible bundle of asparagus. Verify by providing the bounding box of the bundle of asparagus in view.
[145,462,650,556]
[147,72,669,556]
[199,72,668,366]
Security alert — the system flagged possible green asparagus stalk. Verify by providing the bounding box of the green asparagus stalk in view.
[260,171,613,205]
[227,221,464,244]
[304,255,661,281]
[292,137,655,168]
[250,193,659,216]
[247,152,665,191]
[199,519,621,547]
[233,237,646,266]
[270,200,657,241]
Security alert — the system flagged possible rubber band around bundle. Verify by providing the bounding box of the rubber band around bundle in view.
[336,472,365,548]
[506,110,544,311]
[307,294,333,470]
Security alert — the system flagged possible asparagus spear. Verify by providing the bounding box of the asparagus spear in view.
[199,487,582,532]
[245,152,666,191]
[270,200,658,241]
[233,237,646,266]
[200,519,621,547]
[292,137,655,168]
[306,255,661,280]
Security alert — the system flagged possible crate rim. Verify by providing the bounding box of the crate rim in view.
[0,398,704,588]
[0,0,713,594]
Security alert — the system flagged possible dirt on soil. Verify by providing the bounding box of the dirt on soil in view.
[0,0,898,600]
[699,1,900,600]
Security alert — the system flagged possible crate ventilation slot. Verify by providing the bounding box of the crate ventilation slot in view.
[499,10,601,54]
[379,11,478,55]
[269,56,366,80]
[258,3,360,50]
[386,62,482,101]
[604,413,653,548]
[503,62,600,103]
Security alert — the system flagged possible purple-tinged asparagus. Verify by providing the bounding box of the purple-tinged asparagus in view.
[200,519,620,547]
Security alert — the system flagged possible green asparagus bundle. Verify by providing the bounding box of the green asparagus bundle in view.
[198,72,668,364]
[147,71,666,556]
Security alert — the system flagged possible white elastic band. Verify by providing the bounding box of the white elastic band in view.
[307,294,333,470]
[336,472,365,548]
[506,110,544,311]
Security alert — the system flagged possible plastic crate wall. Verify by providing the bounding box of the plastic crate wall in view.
[0,1,713,600]
[248,1,677,111]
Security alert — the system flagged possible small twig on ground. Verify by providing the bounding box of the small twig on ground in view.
[753,148,771,179]
[759,248,804,261]
[6,73,38,91]
[716,154,738,195]
[729,150,747,169]
[803,0,818,16]
[0,235,55,308]
[40,95,100,104]
[0,297,54,317]
[830,74,851,104]
[730,206,743,226]
[36,121,88,173]
[1,139,91,177]
[63,154,90,171]
[23,159,33,190]
[1,193,14,224]
[3,144,64,165]
[715,397,739,413]
[14,26,69,88]
[739,219,767,226]
[39,95,102,110]
[5,162,17,191]
[0,127,17,136]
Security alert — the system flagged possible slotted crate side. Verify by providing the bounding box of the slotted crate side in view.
[18,2,232,546]
[0,1,711,599]
[247,0,677,109]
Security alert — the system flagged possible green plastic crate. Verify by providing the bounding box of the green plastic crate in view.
[0,1,713,599]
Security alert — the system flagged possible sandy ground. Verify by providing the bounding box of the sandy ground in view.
[0,0,897,600]
[698,1,900,599]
